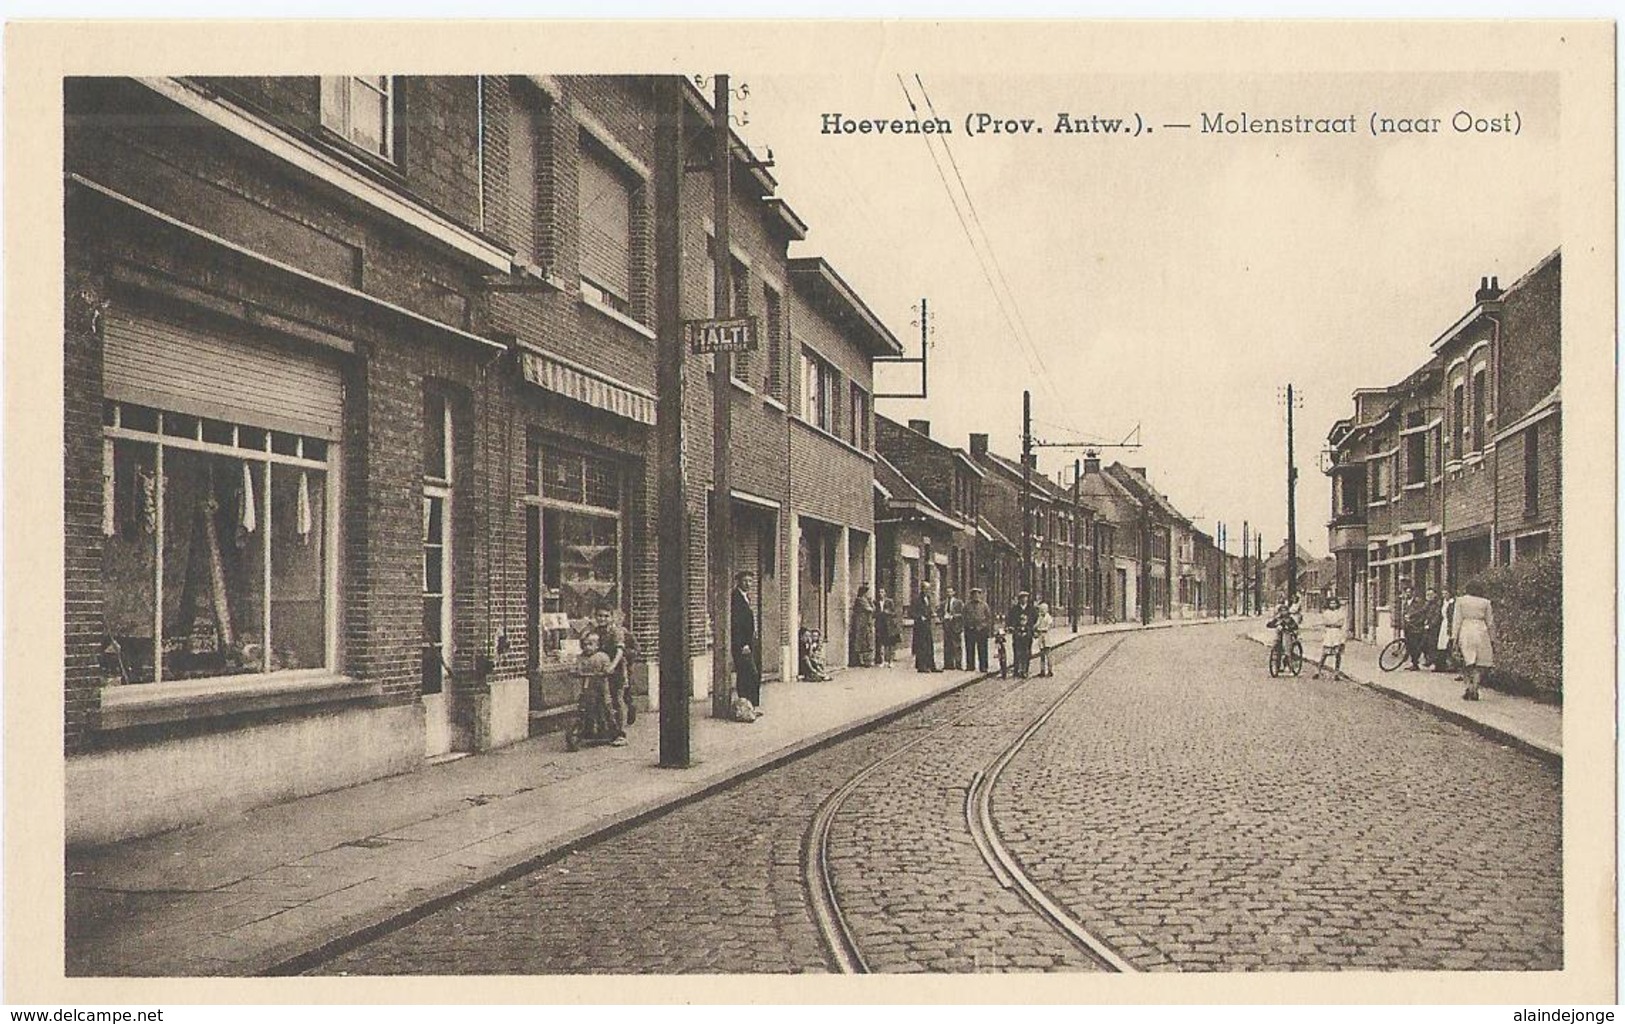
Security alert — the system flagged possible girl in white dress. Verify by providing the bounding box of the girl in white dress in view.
[1311,595,1347,680]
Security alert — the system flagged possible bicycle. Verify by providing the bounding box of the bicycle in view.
[1378,636,1435,672]
[1265,610,1304,678]
[1268,632,1304,677]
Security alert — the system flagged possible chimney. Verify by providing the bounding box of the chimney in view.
[1024,453,1038,470]
[1083,451,1101,475]
[1475,274,1503,304]
[907,418,931,437]
[969,433,989,456]
[1131,467,1148,480]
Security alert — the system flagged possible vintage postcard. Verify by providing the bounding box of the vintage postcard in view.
[4,17,1615,1007]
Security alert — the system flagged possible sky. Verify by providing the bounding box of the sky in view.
[732,69,1559,558]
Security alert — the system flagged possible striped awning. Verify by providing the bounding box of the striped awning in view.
[521,351,655,426]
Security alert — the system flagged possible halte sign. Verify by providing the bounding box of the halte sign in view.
[686,316,758,355]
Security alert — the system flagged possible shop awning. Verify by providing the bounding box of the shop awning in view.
[521,350,655,426]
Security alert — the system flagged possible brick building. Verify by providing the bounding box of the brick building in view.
[786,257,901,667]
[62,74,901,845]
[874,417,982,626]
[1105,464,1182,623]
[67,75,530,844]
[965,433,1094,622]
[1076,452,1141,623]
[1325,250,1561,642]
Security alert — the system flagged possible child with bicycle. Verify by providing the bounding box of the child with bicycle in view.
[1266,597,1301,656]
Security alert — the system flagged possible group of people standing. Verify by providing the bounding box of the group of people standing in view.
[1401,579,1498,701]
[848,582,1053,678]
[1298,578,1499,702]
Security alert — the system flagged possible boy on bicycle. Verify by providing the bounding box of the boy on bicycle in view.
[1267,597,1301,660]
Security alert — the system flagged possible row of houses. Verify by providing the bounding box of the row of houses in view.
[64,74,1249,846]
[1322,250,1561,642]
[871,416,1242,639]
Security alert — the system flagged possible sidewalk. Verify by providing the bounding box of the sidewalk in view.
[1246,626,1562,765]
[67,615,1233,978]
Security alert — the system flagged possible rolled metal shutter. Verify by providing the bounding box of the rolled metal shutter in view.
[102,314,343,439]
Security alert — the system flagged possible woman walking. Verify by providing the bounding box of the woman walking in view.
[1311,594,1346,679]
[850,584,876,668]
[1451,581,1497,701]
[875,588,899,668]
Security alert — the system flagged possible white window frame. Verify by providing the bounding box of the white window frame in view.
[320,75,395,161]
[101,401,339,688]
[423,395,453,696]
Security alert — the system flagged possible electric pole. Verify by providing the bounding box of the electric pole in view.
[1021,390,1033,594]
[1020,400,1140,624]
[1241,520,1250,614]
[654,76,691,766]
[709,74,736,722]
[1071,458,1081,632]
[1256,533,1264,609]
[1283,383,1301,605]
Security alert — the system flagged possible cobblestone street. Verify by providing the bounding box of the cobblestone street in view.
[1001,627,1562,971]
[310,625,1561,975]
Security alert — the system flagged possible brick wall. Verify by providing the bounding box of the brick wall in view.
[64,265,108,755]
[1497,253,1560,425]
[790,422,874,532]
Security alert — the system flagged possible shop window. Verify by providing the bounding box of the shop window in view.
[529,444,624,672]
[320,76,394,160]
[100,402,330,686]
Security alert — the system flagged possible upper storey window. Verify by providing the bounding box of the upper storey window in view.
[321,76,394,160]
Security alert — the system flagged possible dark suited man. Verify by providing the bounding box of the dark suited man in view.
[731,572,762,710]
[1006,591,1035,678]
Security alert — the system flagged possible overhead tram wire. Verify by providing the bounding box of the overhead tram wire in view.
[900,74,1053,405]
[911,76,1055,384]
[894,74,1048,390]
[911,73,1080,436]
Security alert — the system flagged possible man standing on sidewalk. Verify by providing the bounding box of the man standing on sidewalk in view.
[964,587,993,672]
[1007,590,1035,678]
[1402,581,1432,670]
[731,572,762,711]
[941,586,966,669]
[911,581,941,672]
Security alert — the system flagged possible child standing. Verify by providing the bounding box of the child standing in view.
[575,632,624,747]
[1034,601,1054,677]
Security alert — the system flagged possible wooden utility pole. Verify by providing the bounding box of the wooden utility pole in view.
[1241,520,1250,615]
[1070,458,1081,632]
[1256,533,1264,608]
[654,76,691,767]
[1285,382,1300,604]
[1021,390,1033,594]
[709,75,736,722]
